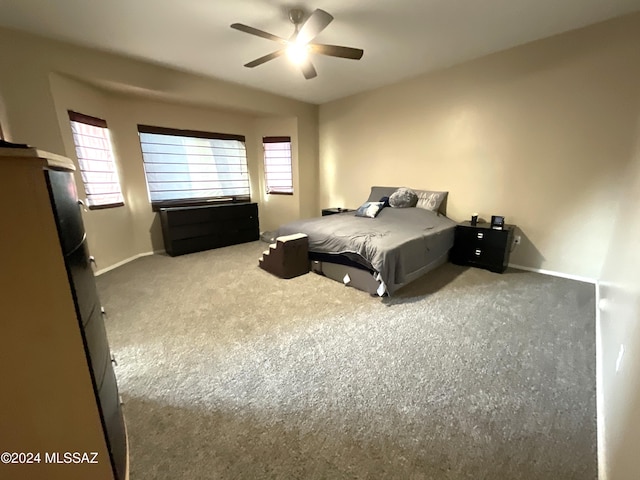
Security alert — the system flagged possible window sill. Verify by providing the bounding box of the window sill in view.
[88,202,125,210]
[151,197,251,212]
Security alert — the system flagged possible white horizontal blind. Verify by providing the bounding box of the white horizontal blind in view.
[263,137,293,194]
[68,112,124,208]
[138,126,250,205]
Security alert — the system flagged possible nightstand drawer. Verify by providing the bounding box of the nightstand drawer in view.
[457,246,506,266]
[455,226,510,249]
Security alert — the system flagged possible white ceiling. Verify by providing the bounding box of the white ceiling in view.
[1,0,639,104]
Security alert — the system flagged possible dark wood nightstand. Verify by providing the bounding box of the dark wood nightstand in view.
[450,221,515,273]
[322,208,354,216]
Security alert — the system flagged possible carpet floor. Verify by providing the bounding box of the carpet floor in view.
[96,241,597,480]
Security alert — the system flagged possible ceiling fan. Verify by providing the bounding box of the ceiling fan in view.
[230,8,364,79]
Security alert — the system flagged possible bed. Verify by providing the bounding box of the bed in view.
[276,186,456,296]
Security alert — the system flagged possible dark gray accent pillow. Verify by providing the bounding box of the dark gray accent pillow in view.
[355,201,385,218]
[389,188,418,208]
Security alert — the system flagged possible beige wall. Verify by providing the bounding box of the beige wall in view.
[598,114,640,479]
[319,13,640,279]
[254,116,301,231]
[0,26,318,269]
[51,73,270,263]
[50,75,137,268]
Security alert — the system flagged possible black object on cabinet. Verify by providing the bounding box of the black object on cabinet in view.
[0,148,128,480]
[160,202,259,256]
[450,221,515,273]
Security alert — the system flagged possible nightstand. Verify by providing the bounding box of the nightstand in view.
[322,208,354,216]
[450,221,515,273]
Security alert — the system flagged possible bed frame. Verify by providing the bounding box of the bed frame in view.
[309,251,450,296]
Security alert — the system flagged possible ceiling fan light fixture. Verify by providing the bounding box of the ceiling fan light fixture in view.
[231,8,363,79]
[286,42,310,65]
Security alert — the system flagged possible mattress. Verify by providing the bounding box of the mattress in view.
[276,207,456,294]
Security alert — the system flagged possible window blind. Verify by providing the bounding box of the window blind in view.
[263,136,293,195]
[68,111,124,209]
[138,125,250,208]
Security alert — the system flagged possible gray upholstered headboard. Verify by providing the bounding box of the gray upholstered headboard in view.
[366,186,448,215]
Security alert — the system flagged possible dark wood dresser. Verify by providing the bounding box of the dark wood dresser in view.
[0,148,128,480]
[160,202,259,256]
[450,221,515,273]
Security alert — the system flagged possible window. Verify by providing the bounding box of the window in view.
[138,125,250,210]
[68,111,124,209]
[263,136,293,195]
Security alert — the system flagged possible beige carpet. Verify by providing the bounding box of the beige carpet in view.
[96,241,597,479]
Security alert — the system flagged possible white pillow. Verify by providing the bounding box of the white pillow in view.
[414,190,448,213]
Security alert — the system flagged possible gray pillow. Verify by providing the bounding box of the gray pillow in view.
[389,188,418,208]
[366,186,400,203]
[414,189,448,214]
[355,201,385,218]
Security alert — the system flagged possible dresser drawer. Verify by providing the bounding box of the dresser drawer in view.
[169,227,258,256]
[46,169,85,255]
[161,202,258,227]
[83,305,110,388]
[66,239,100,323]
[98,363,127,480]
[166,216,258,242]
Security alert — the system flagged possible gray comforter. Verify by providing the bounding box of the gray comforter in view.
[277,207,456,294]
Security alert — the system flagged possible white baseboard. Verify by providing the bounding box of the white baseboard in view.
[508,263,597,284]
[95,250,162,276]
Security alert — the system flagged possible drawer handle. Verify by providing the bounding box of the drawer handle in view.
[474,249,482,256]
[78,199,88,212]
[100,306,106,315]
[111,353,118,366]
[477,232,484,239]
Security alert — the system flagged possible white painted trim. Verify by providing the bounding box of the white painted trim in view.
[94,250,161,276]
[595,281,607,480]
[508,263,597,284]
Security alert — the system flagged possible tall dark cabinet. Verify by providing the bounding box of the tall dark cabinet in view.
[0,148,128,480]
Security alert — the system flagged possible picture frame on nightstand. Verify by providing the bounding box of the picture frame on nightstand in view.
[491,215,505,230]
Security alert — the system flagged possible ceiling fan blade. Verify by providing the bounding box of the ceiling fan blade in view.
[299,58,317,80]
[296,9,333,44]
[310,44,364,60]
[244,50,285,68]
[230,23,287,44]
